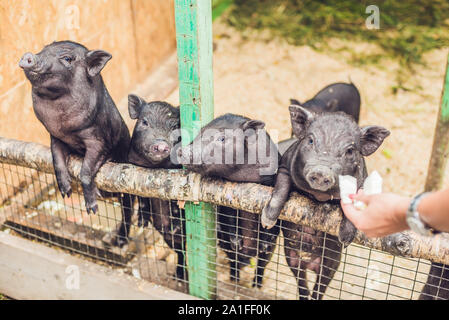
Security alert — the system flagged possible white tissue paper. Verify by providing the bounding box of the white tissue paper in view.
[338,175,357,204]
[363,170,383,195]
[339,171,383,210]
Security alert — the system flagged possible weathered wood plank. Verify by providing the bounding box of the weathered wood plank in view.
[0,231,197,300]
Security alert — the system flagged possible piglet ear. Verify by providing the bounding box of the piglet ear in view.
[290,98,301,105]
[360,126,390,156]
[128,94,145,119]
[289,104,314,139]
[85,50,112,77]
[172,106,181,117]
[242,119,265,131]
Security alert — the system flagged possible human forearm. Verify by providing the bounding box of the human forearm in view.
[342,187,449,238]
[418,188,449,233]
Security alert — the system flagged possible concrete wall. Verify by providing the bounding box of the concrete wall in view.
[0,0,176,145]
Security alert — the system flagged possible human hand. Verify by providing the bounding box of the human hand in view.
[340,190,411,238]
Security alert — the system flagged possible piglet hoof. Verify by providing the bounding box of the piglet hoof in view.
[251,277,263,289]
[61,188,72,199]
[58,183,72,199]
[102,231,128,248]
[338,232,355,248]
[230,236,243,251]
[137,212,150,228]
[86,203,98,215]
[338,218,357,248]
[259,242,272,254]
[137,219,149,228]
[112,236,128,248]
[261,207,277,229]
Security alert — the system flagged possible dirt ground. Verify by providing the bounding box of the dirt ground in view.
[165,21,448,300]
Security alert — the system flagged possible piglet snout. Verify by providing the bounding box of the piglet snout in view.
[19,52,38,70]
[151,141,170,154]
[305,166,336,191]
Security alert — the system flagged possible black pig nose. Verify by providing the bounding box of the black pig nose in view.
[19,52,36,70]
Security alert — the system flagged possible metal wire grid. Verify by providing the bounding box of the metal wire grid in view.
[0,161,444,300]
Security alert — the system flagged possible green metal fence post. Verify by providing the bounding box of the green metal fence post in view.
[174,0,217,299]
[425,53,449,192]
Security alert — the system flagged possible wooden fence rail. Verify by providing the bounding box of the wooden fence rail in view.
[1,136,449,265]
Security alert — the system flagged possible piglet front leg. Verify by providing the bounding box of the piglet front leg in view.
[80,142,108,214]
[137,196,152,228]
[261,168,291,229]
[51,136,73,198]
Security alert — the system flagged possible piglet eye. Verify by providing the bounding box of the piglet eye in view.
[308,137,314,145]
[142,119,149,126]
[63,56,72,63]
[346,147,354,156]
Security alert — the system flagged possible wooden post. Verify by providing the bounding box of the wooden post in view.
[425,53,449,192]
[174,0,216,299]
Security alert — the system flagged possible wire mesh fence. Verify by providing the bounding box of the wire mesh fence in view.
[0,147,447,300]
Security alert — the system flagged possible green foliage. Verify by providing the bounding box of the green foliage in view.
[225,0,449,88]
[212,0,233,21]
